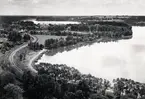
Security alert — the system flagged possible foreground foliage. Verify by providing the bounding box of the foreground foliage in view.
[1,63,145,99]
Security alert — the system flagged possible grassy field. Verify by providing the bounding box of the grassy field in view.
[35,35,66,44]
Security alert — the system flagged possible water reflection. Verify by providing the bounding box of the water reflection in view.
[37,27,145,83]
[45,39,118,56]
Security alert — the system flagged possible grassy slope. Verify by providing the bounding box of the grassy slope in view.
[35,35,66,44]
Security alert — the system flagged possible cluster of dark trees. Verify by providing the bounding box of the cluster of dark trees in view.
[23,34,31,42]
[48,24,67,31]
[14,19,133,40]
[1,61,145,99]
[113,78,145,99]
[124,16,145,26]
[44,34,99,49]
[0,16,35,23]
[0,42,15,53]
[47,24,89,32]
[8,31,22,42]
[23,63,111,99]
[45,22,133,49]
[30,30,87,36]
[23,71,91,99]
[0,21,36,53]
[22,63,145,99]
[36,16,75,21]
[86,21,131,27]
[46,21,132,32]
[28,42,44,50]
[49,31,85,36]
[44,36,75,49]
[8,31,31,43]
[45,23,132,39]
[18,21,37,30]
[0,30,8,38]
[44,29,132,50]
[0,32,31,53]
[0,71,23,99]
[6,21,37,31]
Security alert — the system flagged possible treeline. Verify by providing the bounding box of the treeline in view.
[44,30,132,50]
[2,16,145,26]
[44,34,99,49]
[36,16,77,21]
[28,42,44,50]
[86,21,131,27]
[124,16,145,26]
[49,31,86,36]
[47,23,132,32]
[19,20,133,38]
[0,16,35,23]
[46,23,133,38]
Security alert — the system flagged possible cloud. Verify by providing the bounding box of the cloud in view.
[0,0,145,15]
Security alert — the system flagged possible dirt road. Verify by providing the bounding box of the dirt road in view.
[8,35,38,78]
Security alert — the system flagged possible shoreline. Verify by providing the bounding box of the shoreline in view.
[31,36,132,70]
[28,49,47,73]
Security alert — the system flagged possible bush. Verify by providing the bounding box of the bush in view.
[0,71,16,87]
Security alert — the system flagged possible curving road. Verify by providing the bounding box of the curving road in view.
[8,35,38,78]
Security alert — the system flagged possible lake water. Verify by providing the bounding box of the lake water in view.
[24,19,80,25]
[37,26,145,82]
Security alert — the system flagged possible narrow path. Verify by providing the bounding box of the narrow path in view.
[28,49,47,73]
[9,44,28,73]
[8,35,38,77]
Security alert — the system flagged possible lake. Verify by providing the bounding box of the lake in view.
[37,26,145,82]
[24,19,80,25]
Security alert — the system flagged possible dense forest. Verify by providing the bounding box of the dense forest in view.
[1,16,145,26]
[1,62,145,99]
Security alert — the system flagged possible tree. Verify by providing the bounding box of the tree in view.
[66,36,73,41]
[77,79,91,98]
[34,74,56,98]
[22,70,36,91]
[8,31,22,42]
[4,83,24,99]
[23,34,30,42]
[19,54,23,61]
[23,73,56,99]
[0,71,16,87]
[40,44,44,50]
[75,90,85,99]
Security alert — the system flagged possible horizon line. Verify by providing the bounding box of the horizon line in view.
[0,15,145,16]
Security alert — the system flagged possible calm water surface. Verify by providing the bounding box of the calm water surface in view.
[37,26,145,82]
[25,19,80,25]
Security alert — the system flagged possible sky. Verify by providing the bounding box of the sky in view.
[0,0,145,15]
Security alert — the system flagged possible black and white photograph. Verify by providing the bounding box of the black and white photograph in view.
[0,0,145,99]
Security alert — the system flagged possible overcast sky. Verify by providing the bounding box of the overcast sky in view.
[0,0,145,15]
